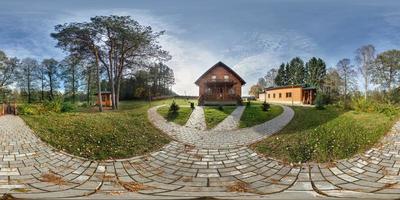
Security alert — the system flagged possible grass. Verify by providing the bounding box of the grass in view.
[157,106,193,125]
[21,99,194,160]
[239,103,283,128]
[253,105,399,163]
[204,106,236,129]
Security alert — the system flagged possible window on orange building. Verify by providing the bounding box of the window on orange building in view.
[279,93,282,98]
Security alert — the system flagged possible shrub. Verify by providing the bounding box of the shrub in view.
[218,105,224,110]
[61,102,77,112]
[262,101,270,111]
[190,102,195,110]
[246,101,251,107]
[169,100,180,113]
[43,99,63,113]
[17,104,37,115]
[314,93,325,110]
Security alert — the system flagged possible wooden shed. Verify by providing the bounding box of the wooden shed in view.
[95,92,113,107]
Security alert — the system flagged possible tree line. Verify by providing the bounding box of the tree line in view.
[251,45,400,106]
[0,15,175,111]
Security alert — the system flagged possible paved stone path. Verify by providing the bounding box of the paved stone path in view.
[185,106,206,131]
[148,105,294,149]
[213,106,245,131]
[1,106,400,199]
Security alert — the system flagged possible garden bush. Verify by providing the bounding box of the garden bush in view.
[218,105,224,110]
[61,102,77,112]
[262,101,270,111]
[190,102,195,110]
[43,99,63,113]
[17,104,45,115]
[169,100,180,113]
[314,93,325,110]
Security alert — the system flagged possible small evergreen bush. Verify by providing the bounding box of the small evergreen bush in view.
[190,102,195,110]
[169,100,180,113]
[315,93,325,110]
[61,102,77,112]
[246,101,251,107]
[262,101,270,111]
[218,105,224,110]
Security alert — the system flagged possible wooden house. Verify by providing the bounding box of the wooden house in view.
[195,62,246,105]
[258,85,317,105]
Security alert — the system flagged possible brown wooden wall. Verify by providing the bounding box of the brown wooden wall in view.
[197,66,242,97]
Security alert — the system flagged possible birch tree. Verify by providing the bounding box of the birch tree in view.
[355,44,376,100]
[336,58,356,106]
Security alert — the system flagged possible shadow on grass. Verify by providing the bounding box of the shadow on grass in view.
[278,105,344,135]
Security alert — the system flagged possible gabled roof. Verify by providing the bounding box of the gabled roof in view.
[195,61,246,85]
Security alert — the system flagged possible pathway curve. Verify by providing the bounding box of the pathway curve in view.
[213,106,245,131]
[0,106,400,199]
[148,105,294,148]
[185,106,206,131]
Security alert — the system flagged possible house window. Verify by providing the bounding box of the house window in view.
[273,94,275,98]
[286,92,292,98]
[211,75,216,80]
[224,75,229,80]
[268,94,270,98]
[229,88,235,95]
[206,87,212,95]
[279,93,282,98]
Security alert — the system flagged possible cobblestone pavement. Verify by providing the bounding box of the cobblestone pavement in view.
[213,106,245,131]
[1,106,400,199]
[185,106,206,131]
[148,105,295,149]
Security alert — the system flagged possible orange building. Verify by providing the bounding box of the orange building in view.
[95,92,113,107]
[195,62,246,105]
[259,85,316,105]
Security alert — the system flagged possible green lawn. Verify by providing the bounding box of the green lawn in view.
[253,105,399,163]
[239,103,284,128]
[204,106,236,129]
[21,99,194,160]
[157,106,193,125]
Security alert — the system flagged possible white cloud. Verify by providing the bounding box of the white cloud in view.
[225,31,317,94]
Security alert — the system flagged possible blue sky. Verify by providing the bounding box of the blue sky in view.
[1,0,399,95]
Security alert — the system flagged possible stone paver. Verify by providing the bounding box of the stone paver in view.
[213,106,245,131]
[1,107,400,199]
[185,106,206,131]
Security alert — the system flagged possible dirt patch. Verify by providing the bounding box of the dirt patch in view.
[120,182,153,192]
[41,172,66,185]
[227,181,251,193]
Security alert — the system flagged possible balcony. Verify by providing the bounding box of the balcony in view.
[205,79,235,86]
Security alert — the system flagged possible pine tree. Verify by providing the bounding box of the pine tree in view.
[274,63,286,86]
[305,57,326,89]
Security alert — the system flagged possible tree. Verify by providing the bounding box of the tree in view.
[51,21,105,111]
[257,77,266,88]
[17,58,39,103]
[305,57,326,89]
[264,68,278,87]
[371,50,400,91]
[336,58,356,106]
[355,44,376,100]
[324,68,342,103]
[62,54,83,103]
[287,57,305,85]
[42,58,60,100]
[0,50,18,90]
[249,84,263,98]
[52,15,170,110]
[274,63,287,86]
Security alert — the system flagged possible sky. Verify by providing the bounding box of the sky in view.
[0,0,400,95]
